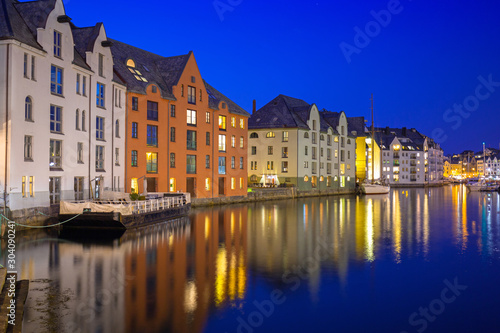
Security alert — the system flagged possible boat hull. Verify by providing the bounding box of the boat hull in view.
[361,184,390,195]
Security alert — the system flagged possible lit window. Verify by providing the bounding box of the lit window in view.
[206,112,210,123]
[231,135,236,148]
[219,134,226,152]
[127,59,148,82]
[240,119,244,129]
[282,131,289,142]
[146,152,158,173]
[240,137,244,148]
[231,117,236,127]
[266,132,275,138]
[29,176,34,197]
[187,109,197,125]
[219,115,226,130]
[205,178,210,191]
[49,139,62,169]
[231,177,235,190]
[131,178,138,194]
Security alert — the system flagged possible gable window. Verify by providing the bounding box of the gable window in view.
[187,109,197,125]
[31,56,36,80]
[49,139,62,169]
[131,150,138,167]
[219,115,226,130]
[147,125,158,147]
[132,97,138,111]
[132,122,138,138]
[96,117,104,140]
[53,31,62,58]
[187,130,197,150]
[96,146,105,170]
[146,152,158,173]
[98,54,104,77]
[24,135,33,161]
[82,76,87,96]
[50,65,63,95]
[147,101,158,120]
[50,105,62,133]
[188,86,196,104]
[24,53,28,78]
[96,83,105,107]
[25,97,33,121]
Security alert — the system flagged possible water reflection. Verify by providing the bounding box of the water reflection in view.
[7,186,500,333]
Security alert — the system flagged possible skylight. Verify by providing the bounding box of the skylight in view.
[126,59,148,82]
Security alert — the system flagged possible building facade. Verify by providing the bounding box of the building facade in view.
[0,0,125,218]
[347,117,381,183]
[111,41,249,200]
[248,95,355,193]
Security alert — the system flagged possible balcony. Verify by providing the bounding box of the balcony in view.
[393,153,400,159]
[393,161,400,166]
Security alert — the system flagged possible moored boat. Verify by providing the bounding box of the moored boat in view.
[361,182,390,195]
[58,192,191,230]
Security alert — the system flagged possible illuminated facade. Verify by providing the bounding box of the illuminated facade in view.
[0,0,126,217]
[111,42,249,199]
[347,117,381,182]
[248,95,356,193]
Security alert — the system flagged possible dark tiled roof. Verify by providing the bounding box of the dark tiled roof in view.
[347,116,367,137]
[320,111,341,134]
[72,24,101,61]
[0,0,44,50]
[13,0,55,37]
[203,81,249,117]
[249,95,311,130]
[110,38,177,99]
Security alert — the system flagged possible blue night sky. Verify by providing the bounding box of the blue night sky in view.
[63,0,500,154]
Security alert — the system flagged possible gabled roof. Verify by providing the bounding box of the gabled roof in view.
[71,23,101,61]
[203,81,249,117]
[347,116,368,137]
[249,94,311,130]
[0,0,45,50]
[110,38,176,99]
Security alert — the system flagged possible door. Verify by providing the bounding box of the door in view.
[147,178,157,193]
[186,177,196,198]
[218,177,225,196]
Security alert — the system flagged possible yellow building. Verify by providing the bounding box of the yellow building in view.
[348,117,381,182]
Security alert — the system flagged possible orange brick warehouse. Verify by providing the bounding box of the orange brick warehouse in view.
[111,41,249,199]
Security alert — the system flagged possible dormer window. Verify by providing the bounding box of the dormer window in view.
[126,59,148,82]
[53,31,62,58]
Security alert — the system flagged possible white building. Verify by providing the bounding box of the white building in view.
[0,0,126,220]
[247,95,355,193]
[377,127,444,185]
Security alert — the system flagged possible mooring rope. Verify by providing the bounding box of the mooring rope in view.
[0,213,82,229]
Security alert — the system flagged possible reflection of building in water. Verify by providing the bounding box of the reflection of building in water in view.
[124,208,247,333]
[15,234,126,333]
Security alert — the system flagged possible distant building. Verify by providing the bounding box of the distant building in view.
[0,0,126,217]
[248,95,355,193]
[375,127,444,185]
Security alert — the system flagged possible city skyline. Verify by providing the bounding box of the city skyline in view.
[62,0,500,154]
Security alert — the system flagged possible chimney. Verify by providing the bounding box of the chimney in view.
[402,127,407,136]
[252,99,256,114]
[385,126,390,135]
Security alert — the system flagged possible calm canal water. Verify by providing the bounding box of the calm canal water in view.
[6,185,500,333]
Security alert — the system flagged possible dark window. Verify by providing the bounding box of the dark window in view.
[151,85,157,93]
[218,157,226,175]
[231,156,235,169]
[170,153,175,168]
[53,31,61,57]
[50,105,62,133]
[240,157,244,169]
[170,127,175,142]
[50,65,63,95]
[250,132,258,138]
[186,155,196,174]
[187,130,197,150]
[25,97,33,121]
[132,122,138,138]
[188,86,196,104]
[206,132,210,145]
[96,83,105,107]
[132,97,138,111]
[170,104,176,117]
[206,155,210,169]
[251,146,257,155]
[147,125,158,147]
[147,101,158,121]
[96,116,104,140]
[131,150,138,167]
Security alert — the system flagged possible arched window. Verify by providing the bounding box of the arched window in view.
[250,132,259,139]
[347,139,351,144]
[75,109,80,130]
[25,97,32,121]
[304,132,309,139]
[126,59,135,68]
[115,120,120,138]
[320,134,324,141]
[82,111,86,131]
[266,132,275,138]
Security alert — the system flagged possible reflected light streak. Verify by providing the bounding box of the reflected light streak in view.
[365,199,375,262]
